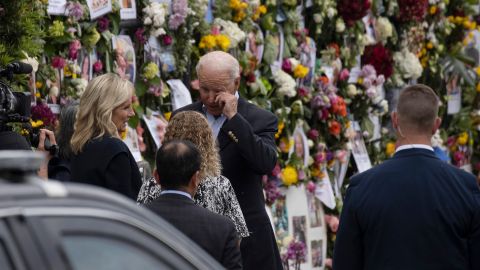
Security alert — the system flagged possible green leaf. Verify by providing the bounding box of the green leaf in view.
[135,79,148,97]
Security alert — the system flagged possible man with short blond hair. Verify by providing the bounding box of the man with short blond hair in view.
[333,84,480,270]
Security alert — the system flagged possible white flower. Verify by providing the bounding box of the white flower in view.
[346,84,358,97]
[21,52,39,73]
[288,58,300,69]
[214,18,246,48]
[313,13,323,24]
[393,49,423,80]
[143,17,152,25]
[49,86,59,97]
[335,18,345,33]
[273,70,296,98]
[375,17,393,43]
[152,28,166,37]
[327,7,336,19]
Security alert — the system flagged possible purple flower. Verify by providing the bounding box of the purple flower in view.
[31,102,56,127]
[307,181,316,193]
[168,0,188,30]
[66,2,84,21]
[135,28,147,45]
[307,129,319,140]
[284,240,307,263]
[326,151,334,161]
[263,178,282,205]
[97,16,110,32]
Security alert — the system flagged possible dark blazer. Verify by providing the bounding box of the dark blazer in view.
[70,136,142,200]
[146,193,242,270]
[333,148,480,270]
[174,97,283,270]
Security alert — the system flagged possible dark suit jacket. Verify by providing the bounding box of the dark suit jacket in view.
[333,148,480,270]
[71,136,142,200]
[174,98,278,226]
[146,193,242,269]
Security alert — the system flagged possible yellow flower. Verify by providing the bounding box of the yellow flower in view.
[476,82,480,93]
[30,119,44,128]
[426,42,433,49]
[275,122,284,139]
[64,65,73,77]
[35,81,43,89]
[199,35,217,50]
[357,77,363,85]
[164,112,172,121]
[281,166,298,186]
[143,62,159,80]
[252,5,267,20]
[429,5,437,15]
[293,64,309,78]
[463,21,472,29]
[475,67,480,77]
[280,137,291,153]
[35,92,41,98]
[457,132,468,145]
[215,34,231,51]
[385,142,396,157]
[21,129,29,136]
[120,130,127,140]
[233,10,247,22]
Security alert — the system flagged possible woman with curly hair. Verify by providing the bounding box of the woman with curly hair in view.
[137,111,249,238]
[70,73,142,199]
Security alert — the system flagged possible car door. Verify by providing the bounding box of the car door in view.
[0,219,28,270]
[24,207,215,270]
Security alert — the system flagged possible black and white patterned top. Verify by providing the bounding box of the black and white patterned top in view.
[137,175,250,238]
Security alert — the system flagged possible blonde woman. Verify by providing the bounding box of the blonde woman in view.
[70,73,142,199]
[137,111,249,237]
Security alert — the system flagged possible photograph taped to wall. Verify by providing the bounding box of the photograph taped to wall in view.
[87,0,112,20]
[120,0,137,20]
[311,240,323,267]
[112,35,136,83]
[292,215,307,246]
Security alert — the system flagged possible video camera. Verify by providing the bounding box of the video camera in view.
[0,62,57,154]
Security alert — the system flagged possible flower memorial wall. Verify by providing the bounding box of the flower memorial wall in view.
[0,0,479,269]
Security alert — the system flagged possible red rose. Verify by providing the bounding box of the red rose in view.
[338,0,371,26]
[397,0,428,23]
[361,43,393,79]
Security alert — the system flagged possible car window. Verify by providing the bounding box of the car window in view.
[62,234,170,270]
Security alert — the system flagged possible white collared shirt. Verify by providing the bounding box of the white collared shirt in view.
[203,91,239,139]
[160,190,192,200]
[395,144,434,153]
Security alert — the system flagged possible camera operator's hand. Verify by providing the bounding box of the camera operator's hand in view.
[38,129,57,153]
[37,129,57,180]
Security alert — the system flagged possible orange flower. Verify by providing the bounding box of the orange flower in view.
[328,43,340,58]
[318,75,329,85]
[329,120,341,136]
[331,97,347,117]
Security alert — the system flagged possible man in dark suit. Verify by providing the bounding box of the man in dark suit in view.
[146,140,242,269]
[333,84,480,269]
[174,51,282,269]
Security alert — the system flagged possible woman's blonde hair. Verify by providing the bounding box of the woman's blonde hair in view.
[164,111,221,180]
[71,73,133,154]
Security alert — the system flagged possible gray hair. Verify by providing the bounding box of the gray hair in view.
[56,102,79,160]
[195,51,240,82]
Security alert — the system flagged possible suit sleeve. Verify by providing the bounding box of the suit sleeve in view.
[221,222,243,270]
[333,183,363,270]
[221,112,278,174]
[469,188,480,270]
[104,152,136,199]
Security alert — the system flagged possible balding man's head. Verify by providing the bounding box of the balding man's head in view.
[395,84,440,136]
[196,51,240,85]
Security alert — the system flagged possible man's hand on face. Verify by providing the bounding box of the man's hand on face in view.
[215,92,237,119]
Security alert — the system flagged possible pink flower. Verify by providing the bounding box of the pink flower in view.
[453,151,464,162]
[297,87,309,98]
[162,35,173,46]
[281,58,292,73]
[97,16,110,32]
[314,152,326,165]
[51,56,66,69]
[211,26,221,35]
[93,60,103,73]
[272,163,281,177]
[307,181,316,193]
[339,68,350,81]
[325,258,333,268]
[68,40,82,60]
[325,214,339,232]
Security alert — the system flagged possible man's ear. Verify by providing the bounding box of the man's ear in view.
[153,169,160,185]
[432,117,442,134]
[190,171,200,189]
[233,76,241,92]
[391,111,398,129]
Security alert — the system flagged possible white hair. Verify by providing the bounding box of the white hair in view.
[196,51,240,82]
